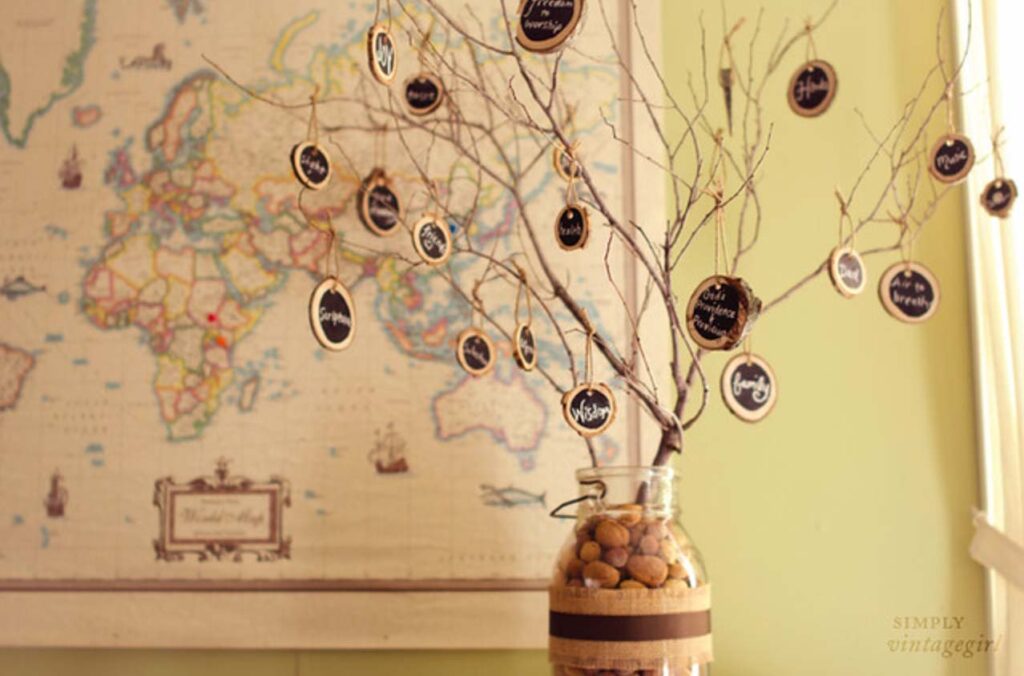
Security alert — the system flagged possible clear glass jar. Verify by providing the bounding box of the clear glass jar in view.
[549,466,712,675]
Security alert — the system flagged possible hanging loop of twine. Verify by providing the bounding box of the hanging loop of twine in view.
[513,262,532,326]
[702,179,730,279]
[834,187,855,249]
[992,126,1007,178]
[743,335,753,365]
[804,18,819,64]
[307,85,321,144]
[888,211,913,270]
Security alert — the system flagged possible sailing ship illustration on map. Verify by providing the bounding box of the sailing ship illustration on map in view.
[368,423,408,474]
[59,145,83,189]
[44,470,68,518]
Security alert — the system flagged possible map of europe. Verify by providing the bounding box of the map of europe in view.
[0,0,629,584]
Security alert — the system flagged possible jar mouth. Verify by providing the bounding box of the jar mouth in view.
[575,465,676,482]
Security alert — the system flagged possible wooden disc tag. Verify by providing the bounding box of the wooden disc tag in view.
[828,247,866,298]
[879,261,940,323]
[412,214,452,266]
[456,327,495,377]
[404,73,444,116]
[359,171,402,237]
[685,275,761,350]
[290,142,331,190]
[929,134,975,184]
[787,60,837,117]
[513,322,538,371]
[368,23,397,85]
[562,383,616,437]
[981,178,1017,218]
[309,277,355,351]
[555,205,589,250]
[721,353,777,423]
[515,0,585,54]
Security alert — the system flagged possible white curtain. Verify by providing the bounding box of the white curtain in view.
[954,0,1024,674]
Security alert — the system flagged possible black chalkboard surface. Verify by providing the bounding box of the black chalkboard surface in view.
[879,262,940,323]
[929,134,975,184]
[309,278,355,351]
[367,24,397,84]
[787,60,837,117]
[515,0,585,53]
[456,328,495,376]
[828,246,866,298]
[359,174,402,237]
[555,205,589,250]
[404,74,444,115]
[981,178,1017,218]
[514,322,537,371]
[721,354,777,423]
[562,383,616,437]
[412,215,452,266]
[685,275,760,350]
[290,142,331,190]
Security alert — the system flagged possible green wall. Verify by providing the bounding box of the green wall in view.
[0,0,986,674]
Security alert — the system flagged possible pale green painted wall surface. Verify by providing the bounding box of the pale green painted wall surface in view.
[0,1,987,674]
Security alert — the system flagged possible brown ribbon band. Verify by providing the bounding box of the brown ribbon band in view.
[550,610,711,642]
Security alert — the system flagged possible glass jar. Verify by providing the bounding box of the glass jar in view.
[549,466,712,675]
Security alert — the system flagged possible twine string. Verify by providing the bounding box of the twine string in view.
[804,18,819,65]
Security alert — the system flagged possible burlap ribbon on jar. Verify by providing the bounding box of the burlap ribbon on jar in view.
[549,584,713,672]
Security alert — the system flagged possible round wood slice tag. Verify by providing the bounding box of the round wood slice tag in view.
[787,60,837,117]
[721,353,777,423]
[515,0,585,54]
[290,142,332,190]
[685,275,761,351]
[553,145,582,181]
[309,277,355,351]
[562,383,616,437]
[555,205,589,250]
[456,327,495,377]
[513,322,538,371]
[412,214,452,266]
[404,73,444,116]
[929,134,975,184]
[367,23,397,85]
[828,246,866,298]
[359,173,402,237]
[981,178,1017,218]
[879,261,940,323]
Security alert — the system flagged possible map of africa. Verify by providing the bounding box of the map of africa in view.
[0,0,637,588]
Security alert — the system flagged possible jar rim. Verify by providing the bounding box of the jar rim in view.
[575,465,676,482]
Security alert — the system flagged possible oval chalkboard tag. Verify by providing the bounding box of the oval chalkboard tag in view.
[513,322,538,371]
[515,0,585,54]
[828,246,867,299]
[367,23,397,85]
[562,382,616,437]
[412,214,452,266]
[290,142,332,191]
[359,172,402,237]
[879,261,940,324]
[555,205,590,251]
[721,353,778,423]
[929,134,975,184]
[685,275,762,351]
[553,144,582,182]
[404,73,444,116]
[309,277,355,351]
[981,178,1017,218]
[787,60,837,117]
[456,327,495,377]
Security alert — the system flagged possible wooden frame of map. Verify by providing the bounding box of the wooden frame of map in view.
[0,0,665,650]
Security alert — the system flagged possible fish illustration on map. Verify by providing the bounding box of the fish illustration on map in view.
[480,484,547,509]
[1,276,46,301]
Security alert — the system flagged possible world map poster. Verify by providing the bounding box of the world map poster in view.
[0,0,663,647]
